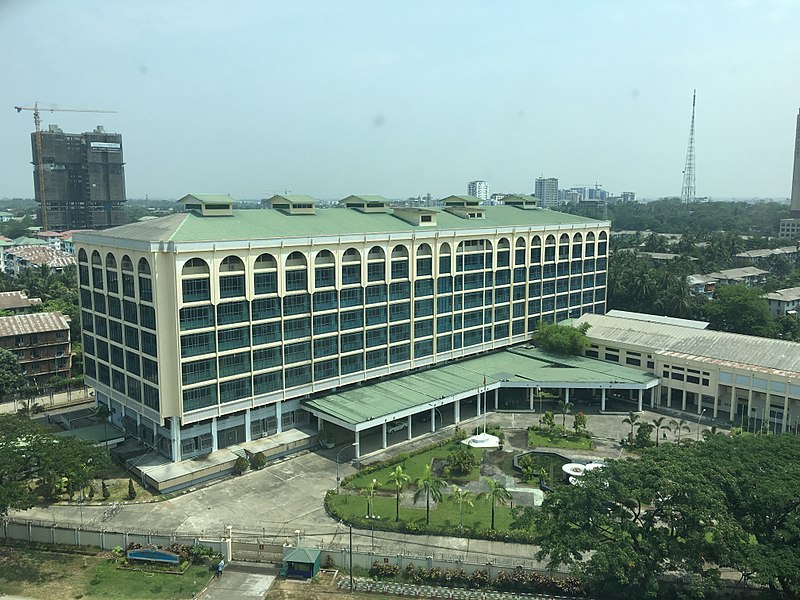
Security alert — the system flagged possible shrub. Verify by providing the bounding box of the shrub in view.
[101,480,110,500]
[447,446,477,475]
[250,451,267,470]
[127,479,136,500]
[233,456,249,475]
[370,561,399,579]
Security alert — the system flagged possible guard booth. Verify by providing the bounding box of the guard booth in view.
[281,547,321,579]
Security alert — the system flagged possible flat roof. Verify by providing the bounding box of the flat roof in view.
[605,309,709,330]
[75,203,606,245]
[302,347,656,428]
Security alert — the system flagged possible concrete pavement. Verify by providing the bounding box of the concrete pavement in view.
[196,562,276,600]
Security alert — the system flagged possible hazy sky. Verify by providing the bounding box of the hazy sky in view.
[1,0,799,201]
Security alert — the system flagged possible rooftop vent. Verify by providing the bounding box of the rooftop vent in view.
[177,194,234,217]
[342,195,389,213]
[442,195,482,208]
[503,194,540,210]
[393,207,438,226]
[265,195,317,215]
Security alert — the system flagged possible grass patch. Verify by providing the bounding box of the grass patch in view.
[0,545,211,600]
[329,492,514,531]
[527,430,592,450]
[345,441,483,491]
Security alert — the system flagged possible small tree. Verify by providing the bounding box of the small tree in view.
[652,416,669,447]
[535,322,591,355]
[250,451,267,470]
[622,411,640,443]
[558,399,574,429]
[387,465,411,522]
[541,411,556,431]
[101,480,110,500]
[127,478,137,500]
[413,465,446,525]
[670,418,691,444]
[447,446,477,475]
[633,422,655,448]
[573,411,588,434]
[233,456,249,475]
[478,478,512,530]
[449,485,474,528]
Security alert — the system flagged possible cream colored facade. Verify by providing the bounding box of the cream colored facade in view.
[75,198,609,462]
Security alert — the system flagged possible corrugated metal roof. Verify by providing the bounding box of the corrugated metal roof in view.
[303,347,656,426]
[605,310,709,329]
[0,291,41,310]
[5,245,76,268]
[0,311,69,337]
[575,313,800,376]
[75,203,605,245]
[765,287,800,302]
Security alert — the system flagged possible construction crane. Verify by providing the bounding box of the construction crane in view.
[14,102,117,230]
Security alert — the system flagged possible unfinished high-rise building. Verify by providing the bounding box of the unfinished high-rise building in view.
[31,125,127,230]
[779,109,800,239]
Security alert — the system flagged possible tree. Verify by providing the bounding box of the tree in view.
[633,422,655,449]
[478,477,512,530]
[622,411,640,443]
[413,464,446,525]
[0,414,110,515]
[449,485,474,528]
[669,418,690,444]
[0,347,27,398]
[572,411,588,434]
[233,456,249,475]
[651,417,669,447]
[540,411,556,431]
[446,446,477,475]
[706,284,776,337]
[536,322,591,355]
[558,399,574,429]
[127,479,137,500]
[250,451,267,470]
[387,465,411,522]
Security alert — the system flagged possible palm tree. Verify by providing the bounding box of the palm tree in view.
[652,416,670,447]
[669,418,690,444]
[479,478,512,530]
[387,465,411,522]
[449,485,474,528]
[413,465,446,525]
[622,411,640,443]
[558,398,574,429]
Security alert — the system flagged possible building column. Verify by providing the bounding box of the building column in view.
[406,416,412,440]
[494,388,498,411]
[244,409,251,442]
[170,418,181,463]
[430,408,436,433]
[783,392,790,433]
[712,392,719,419]
[382,423,387,449]
[528,388,534,411]
[650,385,656,409]
[638,389,643,412]
[211,418,218,452]
[476,392,481,417]
[746,388,753,426]
[276,402,283,433]
[665,385,671,408]
[766,394,772,434]
[601,388,606,412]
[317,417,324,432]
[454,399,460,423]
[354,431,361,459]
[565,388,570,406]
[681,389,687,412]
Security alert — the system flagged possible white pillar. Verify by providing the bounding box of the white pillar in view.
[244,409,252,442]
[382,423,387,449]
[601,388,606,412]
[528,388,534,411]
[565,388,570,405]
[354,431,361,458]
[746,388,753,424]
[712,391,719,419]
[170,417,181,463]
[637,389,643,412]
[407,415,412,440]
[728,386,736,421]
[317,417,324,432]
[494,388,498,411]
[430,408,436,433]
[476,392,481,417]
[454,399,460,422]
[650,386,656,409]
[681,389,687,412]
[276,401,283,433]
[783,392,790,433]
[211,418,218,452]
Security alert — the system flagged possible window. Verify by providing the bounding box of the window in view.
[414,279,434,297]
[313,290,338,311]
[183,385,217,411]
[341,353,363,374]
[254,271,278,295]
[340,309,363,330]
[180,305,214,330]
[342,264,361,285]
[181,332,215,357]
[218,301,249,325]
[219,274,245,298]
[284,341,311,364]
[341,331,363,352]
[314,358,338,380]
[252,322,281,345]
[219,352,250,377]
[315,266,335,288]
[218,326,249,351]
[143,385,159,410]
[142,358,159,384]
[365,285,387,304]
[366,306,387,326]
[182,278,210,302]
[182,358,216,384]
[313,313,338,334]
[140,305,156,330]
[283,294,310,315]
[367,262,385,282]
[123,301,138,324]
[390,344,410,363]
[340,288,363,308]
[284,317,311,340]
[252,297,280,320]
[253,371,282,395]
[139,277,152,302]
[141,332,158,357]
[366,327,387,348]
[390,323,410,343]
[126,351,140,375]
[285,270,307,291]
[253,346,282,370]
[389,302,410,322]
[220,377,251,403]
[285,364,312,387]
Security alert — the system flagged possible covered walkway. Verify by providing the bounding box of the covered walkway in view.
[302,347,658,457]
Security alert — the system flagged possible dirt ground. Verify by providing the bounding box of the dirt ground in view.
[265,572,373,600]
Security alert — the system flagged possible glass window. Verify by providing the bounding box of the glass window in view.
[340,309,363,330]
[182,278,210,302]
[285,364,312,387]
[365,285,387,304]
[219,274,245,298]
[252,322,281,345]
[217,301,249,325]
[183,384,217,411]
[138,277,152,302]
[218,326,250,351]
[314,337,338,359]
[285,270,307,291]
[284,317,311,340]
[283,294,310,315]
[219,351,251,378]
[340,288,363,308]
[253,346,282,370]
[220,377,251,403]
[284,341,311,364]
[180,305,214,330]
[181,332,216,358]
[342,264,361,285]
[252,297,280,320]
[254,271,278,295]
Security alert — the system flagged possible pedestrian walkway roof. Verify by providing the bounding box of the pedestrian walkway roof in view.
[302,347,657,430]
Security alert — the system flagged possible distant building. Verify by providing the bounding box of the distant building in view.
[489,193,508,204]
[0,312,71,383]
[4,245,76,276]
[31,124,127,231]
[779,108,800,239]
[0,291,42,314]
[735,246,799,267]
[765,287,800,318]
[467,180,488,202]
[535,177,559,208]
[0,212,13,223]
[687,267,769,296]
[620,191,636,202]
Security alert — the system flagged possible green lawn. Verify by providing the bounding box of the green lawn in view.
[345,441,484,491]
[528,429,592,450]
[86,559,211,599]
[330,492,515,531]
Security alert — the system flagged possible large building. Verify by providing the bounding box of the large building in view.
[0,312,71,383]
[779,108,800,239]
[467,180,488,202]
[31,124,127,230]
[534,177,559,208]
[74,193,609,467]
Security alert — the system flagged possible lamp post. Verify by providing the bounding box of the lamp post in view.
[696,408,707,441]
[365,514,381,550]
[336,443,357,494]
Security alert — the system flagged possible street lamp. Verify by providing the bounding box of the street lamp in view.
[365,514,381,550]
[696,408,707,441]
[336,443,357,494]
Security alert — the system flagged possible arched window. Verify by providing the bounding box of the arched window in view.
[286,251,307,268]
[314,250,335,265]
[545,235,556,245]
[314,250,336,287]
[559,233,570,244]
[572,233,583,259]
[599,231,607,240]
[515,237,526,248]
[573,233,583,244]
[439,242,451,255]
[416,243,433,277]
[417,243,432,256]
[497,237,511,267]
[254,253,277,270]
[220,255,244,272]
[391,244,409,258]
[285,252,308,291]
[78,249,88,263]
[391,244,409,279]
[586,232,596,242]
[531,235,542,247]
[342,248,361,285]
[498,238,510,249]
[367,246,385,261]
[122,255,133,271]
[91,250,102,265]
[182,258,210,276]
[342,248,361,262]
[530,235,542,263]
[105,253,117,268]
[438,242,452,274]
[138,258,151,274]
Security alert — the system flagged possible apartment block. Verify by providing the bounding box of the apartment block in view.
[0,312,71,382]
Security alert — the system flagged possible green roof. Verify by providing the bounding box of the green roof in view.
[302,347,656,428]
[12,236,49,246]
[180,194,234,205]
[284,547,321,564]
[78,203,604,245]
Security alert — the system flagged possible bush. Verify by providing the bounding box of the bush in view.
[370,561,399,579]
[250,451,267,470]
[127,479,136,500]
[447,446,477,475]
[233,456,249,475]
[101,480,110,500]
